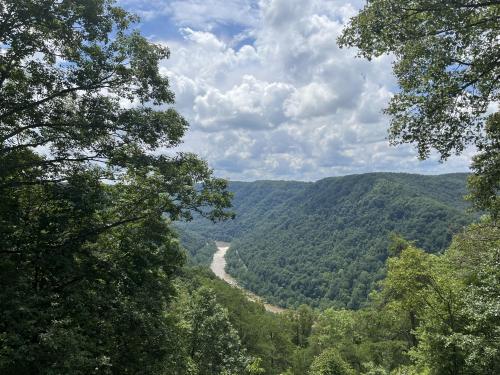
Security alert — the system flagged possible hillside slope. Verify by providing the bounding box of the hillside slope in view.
[179,173,472,308]
[176,180,310,242]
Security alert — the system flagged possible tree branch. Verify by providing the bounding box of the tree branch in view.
[0,74,122,122]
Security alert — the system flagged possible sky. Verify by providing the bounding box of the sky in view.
[117,0,473,181]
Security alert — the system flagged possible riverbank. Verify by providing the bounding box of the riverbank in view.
[210,241,284,313]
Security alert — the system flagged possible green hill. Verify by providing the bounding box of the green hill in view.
[178,173,472,308]
[176,180,310,242]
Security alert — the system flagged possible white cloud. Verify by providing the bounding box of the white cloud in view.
[193,76,294,130]
[285,82,339,119]
[124,0,472,180]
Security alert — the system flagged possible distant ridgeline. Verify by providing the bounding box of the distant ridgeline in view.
[175,173,473,309]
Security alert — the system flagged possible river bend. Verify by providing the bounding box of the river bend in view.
[210,241,284,313]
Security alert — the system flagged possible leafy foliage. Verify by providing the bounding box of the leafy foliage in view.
[339,0,500,159]
[339,0,500,218]
[185,287,251,375]
[467,112,500,220]
[280,222,500,375]
[174,267,296,375]
[410,222,500,374]
[309,348,354,375]
[0,0,231,373]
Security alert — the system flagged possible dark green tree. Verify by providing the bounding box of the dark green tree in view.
[0,0,231,372]
[285,304,316,348]
[467,112,500,219]
[0,0,231,220]
[186,287,252,375]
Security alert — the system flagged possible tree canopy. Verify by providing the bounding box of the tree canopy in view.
[0,0,232,220]
[339,0,500,218]
[0,0,232,372]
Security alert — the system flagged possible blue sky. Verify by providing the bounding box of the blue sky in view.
[117,0,472,181]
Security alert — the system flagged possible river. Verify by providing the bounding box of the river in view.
[210,241,285,314]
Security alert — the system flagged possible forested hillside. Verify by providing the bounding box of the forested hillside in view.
[180,173,473,308]
[176,180,310,244]
[178,223,500,375]
[2,0,498,374]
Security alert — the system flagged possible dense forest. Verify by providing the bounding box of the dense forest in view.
[180,173,473,308]
[174,221,500,375]
[175,180,311,244]
[1,0,499,374]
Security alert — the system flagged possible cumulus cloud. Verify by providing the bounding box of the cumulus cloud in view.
[119,0,471,180]
[193,76,294,130]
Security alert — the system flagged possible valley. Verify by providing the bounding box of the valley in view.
[178,172,473,309]
[172,171,500,374]
[4,1,499,373]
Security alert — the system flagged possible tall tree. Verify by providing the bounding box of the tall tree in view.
[0,0,231,220]
[285,304,316,348]
[380,225,500,375]
[186,287,252,375]
[467,112,500,217]
[381,246,465,374]
[0,0,231,372]
[339,0,500,218]
[309,348,354,375]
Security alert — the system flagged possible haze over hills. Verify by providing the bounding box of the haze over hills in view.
[177,172,473,308]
